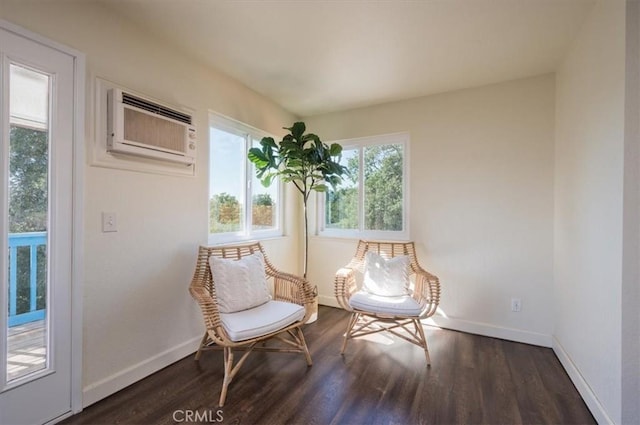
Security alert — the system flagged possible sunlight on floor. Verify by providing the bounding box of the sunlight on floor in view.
[358,332,395,345]
[422,306,448,327]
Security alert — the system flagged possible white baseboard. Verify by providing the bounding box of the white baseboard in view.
[552,337,614,425]
[82,335,202,408]
[319,294,340,308]
[319,297,551,347]
[428,316,552,347]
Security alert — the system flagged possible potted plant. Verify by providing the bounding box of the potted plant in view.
[248,122,348,321]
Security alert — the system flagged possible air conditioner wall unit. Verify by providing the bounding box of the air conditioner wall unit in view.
[107,88,196,165]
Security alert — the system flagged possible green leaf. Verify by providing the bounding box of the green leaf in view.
[326,175,340,186]
[261,173,275,187]
[286,122,306,141]
[287,159,303,168]
[312,184,328,192]
[260,137,277,149]
[281,168,302,177]
[255,167,267,179]
[302,133,321,146]
[280,139,299,152]
[329,143,343,156]
[248,147,269,166]
[282,134,294,144]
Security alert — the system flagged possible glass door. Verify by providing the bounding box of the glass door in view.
[6,63,50,383]
[0,25,76,425]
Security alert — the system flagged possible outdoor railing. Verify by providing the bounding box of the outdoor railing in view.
[8,232,46,327]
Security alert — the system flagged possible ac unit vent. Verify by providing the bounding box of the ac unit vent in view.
[122,92,192,125]
[107,88,196,165]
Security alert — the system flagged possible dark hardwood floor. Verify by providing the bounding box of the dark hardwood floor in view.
[61,306,595,425]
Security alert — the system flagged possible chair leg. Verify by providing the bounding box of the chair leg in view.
[414,319,431,367]
[215,328,310,407]
[219,347,234,407]
[295,327,313,366]
[194,332,209,361]
[341,313,359,355]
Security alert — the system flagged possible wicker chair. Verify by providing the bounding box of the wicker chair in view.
[189,242,314,406]
[334,240,441,365]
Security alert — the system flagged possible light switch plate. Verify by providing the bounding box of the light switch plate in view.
[102,212,117,232]
[511,298,521,312]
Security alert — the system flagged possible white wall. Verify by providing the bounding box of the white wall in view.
[554,1,626,423]
[2,1,635,422]
[622,3,640,424]
[0,0,299,407]
[305,75,556,346]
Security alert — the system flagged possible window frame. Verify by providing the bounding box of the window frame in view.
[208,112,283,244]
[318,132,410,241]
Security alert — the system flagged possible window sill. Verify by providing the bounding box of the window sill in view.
[207,232,287,246]
[314,230,410,242]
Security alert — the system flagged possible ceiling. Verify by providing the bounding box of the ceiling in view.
[100,0,596,117]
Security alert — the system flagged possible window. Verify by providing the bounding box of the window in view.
[320,132,409,240]
[209,113,281,242]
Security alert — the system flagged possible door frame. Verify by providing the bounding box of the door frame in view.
[0,19,85,419]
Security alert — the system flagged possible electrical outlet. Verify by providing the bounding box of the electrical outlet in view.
[511,298,522,312]
[102,212,117,232]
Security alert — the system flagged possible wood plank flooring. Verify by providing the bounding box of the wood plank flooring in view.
[61,306,595,425]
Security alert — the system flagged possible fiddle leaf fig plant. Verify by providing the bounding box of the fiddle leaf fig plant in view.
[248,122,348,278]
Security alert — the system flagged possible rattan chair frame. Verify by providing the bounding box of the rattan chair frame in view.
[189,242,314,406]
[334,240,441,366]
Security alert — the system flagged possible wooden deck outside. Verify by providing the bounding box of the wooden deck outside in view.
[7,319,46,381]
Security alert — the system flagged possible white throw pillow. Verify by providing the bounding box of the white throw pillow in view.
[363,251,410,297]
[209,252,271,313]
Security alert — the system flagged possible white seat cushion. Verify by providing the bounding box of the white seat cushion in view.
[349,290,422,316]
[220,300,305,342]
